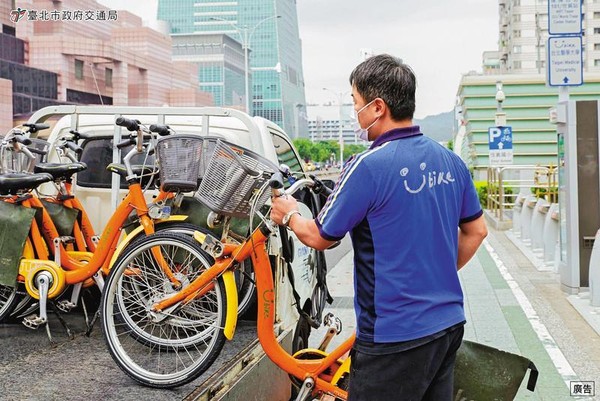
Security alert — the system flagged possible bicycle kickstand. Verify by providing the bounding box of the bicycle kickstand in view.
[51,300,74,340]
[295,377,315,401]
[85,309,100,337]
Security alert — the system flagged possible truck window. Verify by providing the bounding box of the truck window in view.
[77,137,155,189]
[270,133,303,174]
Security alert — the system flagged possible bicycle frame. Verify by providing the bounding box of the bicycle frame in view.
[6,182,179,287]
[153,225,353,400]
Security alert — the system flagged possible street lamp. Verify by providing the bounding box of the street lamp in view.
[323,88,348,166]
[210,15,281,114]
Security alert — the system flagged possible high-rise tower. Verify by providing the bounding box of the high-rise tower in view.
[158,0,308,137]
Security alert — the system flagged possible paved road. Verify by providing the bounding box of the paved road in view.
[0,241,351,401]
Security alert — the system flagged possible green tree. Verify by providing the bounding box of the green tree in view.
[345,144,368,157]
[293,138,314,162]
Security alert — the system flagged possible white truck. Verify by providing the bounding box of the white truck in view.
[25,105,333,400]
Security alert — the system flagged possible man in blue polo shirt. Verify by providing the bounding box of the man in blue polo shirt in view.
[271,54,487,401]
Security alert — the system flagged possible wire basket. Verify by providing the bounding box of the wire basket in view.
[156,134,203,193]
[196,139,277,218]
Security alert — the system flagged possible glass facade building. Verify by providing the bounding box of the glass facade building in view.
[158,0,308,138]
[0,32,63,117]
[171,33,246,110]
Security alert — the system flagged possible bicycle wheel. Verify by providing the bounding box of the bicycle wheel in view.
[0,283,20,322]
[131,221,256,317]
[101,232,227,388]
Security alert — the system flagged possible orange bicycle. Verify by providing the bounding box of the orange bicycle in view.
[0,118,215,340]
[100,139,344,394]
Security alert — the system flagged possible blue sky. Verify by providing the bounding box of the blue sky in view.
[98,0,499,119]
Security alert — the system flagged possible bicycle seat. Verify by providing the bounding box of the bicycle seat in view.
[107,163,156,186]
[0,172,54,195]
[34,162,87,181]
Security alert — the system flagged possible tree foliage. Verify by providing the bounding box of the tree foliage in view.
[292,139,367,163]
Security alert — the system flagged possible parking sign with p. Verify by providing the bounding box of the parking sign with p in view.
[488,126,513,165]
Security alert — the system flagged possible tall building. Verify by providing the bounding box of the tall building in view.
[494,0,600,74]
[1,0,212,131]
[306,103,366,146]
[171,33,246,110]
[456,0,600,171]
[158,0,308,138]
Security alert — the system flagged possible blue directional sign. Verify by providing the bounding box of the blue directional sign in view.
[489,126,513,165]
[488,126,513,150]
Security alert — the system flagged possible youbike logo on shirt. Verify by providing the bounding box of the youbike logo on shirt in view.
[399,163,455,194]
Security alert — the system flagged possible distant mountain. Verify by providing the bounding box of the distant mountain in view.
[415,111,454,143]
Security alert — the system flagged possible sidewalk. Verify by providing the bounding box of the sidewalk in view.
[310,228,600,400]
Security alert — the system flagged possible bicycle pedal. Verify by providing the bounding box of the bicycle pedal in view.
[323,312,342,334]
[22,314,47,329]
[56,300,76,313]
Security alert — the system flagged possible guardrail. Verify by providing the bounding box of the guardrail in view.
[486,165,557,222]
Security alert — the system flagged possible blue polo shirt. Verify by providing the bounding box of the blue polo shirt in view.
[315,126,482,343]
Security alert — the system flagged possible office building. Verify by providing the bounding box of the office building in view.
[492,0,600,74]
[158,0,308,138]
[1,0,212,133]
[171,33,246,110]
[306,103,366,146]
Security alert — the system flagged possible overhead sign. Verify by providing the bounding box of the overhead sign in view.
[547,36,583,87]
[488,126,513,165]
[548,0,582,35]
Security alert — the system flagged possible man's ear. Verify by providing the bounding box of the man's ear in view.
[373,98,387,117]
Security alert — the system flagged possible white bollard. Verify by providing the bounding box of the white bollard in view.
[589,229,600,307]
[520,195,537,244]
[531,199,550,252]
[512,193,526,237]
[543,203,560,266]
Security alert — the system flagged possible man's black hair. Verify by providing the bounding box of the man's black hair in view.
[349,54,416,121]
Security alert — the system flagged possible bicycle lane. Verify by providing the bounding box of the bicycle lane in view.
[462,240,570,400]
[312,228,598,400]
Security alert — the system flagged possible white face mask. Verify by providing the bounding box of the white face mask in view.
[350,99,379,141]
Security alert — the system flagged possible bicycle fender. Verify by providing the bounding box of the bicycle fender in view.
[222,270,238,340]
[108,215,189,269]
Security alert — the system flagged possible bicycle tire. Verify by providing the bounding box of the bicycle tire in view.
[101,232,227,388]
[0,283,20,322]
[127,221,256,317]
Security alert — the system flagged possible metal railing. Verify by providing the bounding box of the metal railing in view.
[486,164,557,221]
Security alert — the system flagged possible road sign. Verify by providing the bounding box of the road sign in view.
[547,36,583,87]
[489,126,513,165]
[548,0,582,35]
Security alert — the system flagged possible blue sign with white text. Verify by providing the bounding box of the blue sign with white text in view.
[488,126,513,150]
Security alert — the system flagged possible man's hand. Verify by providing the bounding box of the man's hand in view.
[270,194,300,226]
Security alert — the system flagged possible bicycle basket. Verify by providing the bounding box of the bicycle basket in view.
[196,139,277,218]
[156,134,203,193]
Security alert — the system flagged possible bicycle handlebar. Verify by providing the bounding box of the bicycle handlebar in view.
[23,123,50,133]
[13,134,32,146]
[115,117,140,132]
[149,124,171,136]
[116,137,137,149]
[27,146,47,156]
[69,129,91,142]
[65,141,83,155]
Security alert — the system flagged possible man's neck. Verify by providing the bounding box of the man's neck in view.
[372,119,414,141]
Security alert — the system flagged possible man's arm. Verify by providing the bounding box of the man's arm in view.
[271,195,335,251]
[457,215,488,270]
